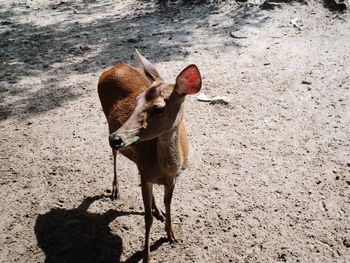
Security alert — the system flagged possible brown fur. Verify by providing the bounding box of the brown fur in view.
[98,64,150,134]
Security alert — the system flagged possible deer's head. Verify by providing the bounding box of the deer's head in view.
[109,50,202,150]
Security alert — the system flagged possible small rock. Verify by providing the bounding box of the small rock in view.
[302,80,312,85]
[278,253,287,262]
[127,37,139,43]
[1,21,13,25]
[79,45,91,51]
[230,32,247,39]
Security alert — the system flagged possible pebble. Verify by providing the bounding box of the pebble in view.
[127,37,138,43]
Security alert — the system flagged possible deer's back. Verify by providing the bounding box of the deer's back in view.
[98,64,151,133]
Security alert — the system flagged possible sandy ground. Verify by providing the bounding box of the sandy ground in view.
[0,0,350,262]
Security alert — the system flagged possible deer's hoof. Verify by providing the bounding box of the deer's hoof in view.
[153,210,166,222]
[169,238,178,244]
[106,188,120,200]
[167,229,177,243]
[111,192,121,200]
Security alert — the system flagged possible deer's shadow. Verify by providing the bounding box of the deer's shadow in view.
[34,195,167,263]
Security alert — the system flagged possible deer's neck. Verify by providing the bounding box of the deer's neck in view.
[157,120,188,175]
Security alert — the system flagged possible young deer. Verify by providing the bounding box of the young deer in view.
[97,50,202,262]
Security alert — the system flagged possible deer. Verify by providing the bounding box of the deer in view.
[97,50,202,262]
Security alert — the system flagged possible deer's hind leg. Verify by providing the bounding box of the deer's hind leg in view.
[152,194,166,222]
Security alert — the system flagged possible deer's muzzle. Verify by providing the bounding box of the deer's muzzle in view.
[109,133,140,150]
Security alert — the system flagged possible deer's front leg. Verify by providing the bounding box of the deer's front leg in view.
[141,181,153,263]
[164,180,177,242]
[111,149,119,199]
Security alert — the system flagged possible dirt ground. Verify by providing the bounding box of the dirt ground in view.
[0,0,349,262]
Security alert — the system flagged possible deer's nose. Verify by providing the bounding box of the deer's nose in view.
[109,135,125,149]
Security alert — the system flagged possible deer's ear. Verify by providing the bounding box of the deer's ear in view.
[135,49,161,81]
[175,64,202,95]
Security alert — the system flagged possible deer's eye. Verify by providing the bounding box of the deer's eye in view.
[153,105,165,114]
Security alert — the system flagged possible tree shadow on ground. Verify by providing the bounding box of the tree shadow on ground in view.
[0,0,267,120]
[34,195,168,263]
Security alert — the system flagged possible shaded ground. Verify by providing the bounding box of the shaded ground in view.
[0,0,349,262]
